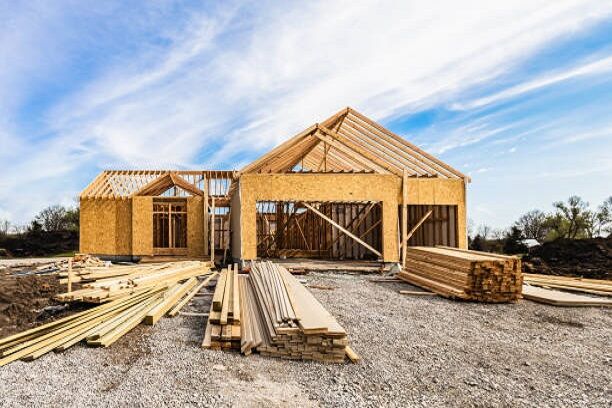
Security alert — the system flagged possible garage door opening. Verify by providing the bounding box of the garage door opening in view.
[256,201,382,260]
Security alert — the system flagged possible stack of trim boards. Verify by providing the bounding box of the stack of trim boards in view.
[55,261,212,303]
[0,268,215,367]
[203,261,357,363]
[202,264,241,350]
[398,246,522,302]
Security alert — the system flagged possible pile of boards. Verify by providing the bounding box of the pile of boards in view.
[56,261,213,303]
[203,261,358,363]
[33,254,106,275]
[203,264,241,350]
[0,262,215,367]
[523,274,612,297]
[522,274,612,307]
[398,246,522,302]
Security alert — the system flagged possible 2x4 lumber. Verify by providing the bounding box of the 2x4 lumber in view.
[345,345,361,363]
[212,270,227,311]
[402,169,408,267]
[210,197,215,263]
[232,264,240,324]
[168,272,218,317]
[313,129,386,173]
[241,124,318,173]
[302,202,381,258]
[319,125,400,175]
[522,285,612,307]
[405,209,433,244]
[346,109,467,179]
[144,278,198,325]
[220,268,232,325]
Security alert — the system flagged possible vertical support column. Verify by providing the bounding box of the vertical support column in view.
[203,175,209,256]
[402,168,408,268]
[210,196,216,264]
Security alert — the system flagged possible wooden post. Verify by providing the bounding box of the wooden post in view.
[203,175,209,256]
[67,259,73,294]
[210,196,215,264]
[402,169,408,268]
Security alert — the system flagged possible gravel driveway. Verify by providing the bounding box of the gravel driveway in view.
[1,272,610,407]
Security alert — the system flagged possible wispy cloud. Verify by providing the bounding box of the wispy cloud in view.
[452,54,612,110]
[1,1,612,223]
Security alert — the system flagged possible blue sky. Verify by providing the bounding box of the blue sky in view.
[1,1,611,229]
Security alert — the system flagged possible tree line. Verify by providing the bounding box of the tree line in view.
[469,195,612,254]
[0,205,79,238]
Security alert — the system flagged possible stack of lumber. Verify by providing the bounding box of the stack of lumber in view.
[34,254,107,275]
[398,246,522,302]
[523,274,612,297]
[0,269,215,367]
[202,264,241,350]
[55,261,212,303]
[522,285,612,307]
[204,261,356,363]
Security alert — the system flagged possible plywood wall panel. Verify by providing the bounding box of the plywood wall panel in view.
[187,197,204,257]
[132,196,153,256]
[79,198,118,255]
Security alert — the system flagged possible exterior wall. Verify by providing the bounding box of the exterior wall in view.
[239,173,401,262]
[80,198,132,255]
[187,197,205,257]
[132,196,153,256]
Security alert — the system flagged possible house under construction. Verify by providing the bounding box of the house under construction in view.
[80,107,469,265]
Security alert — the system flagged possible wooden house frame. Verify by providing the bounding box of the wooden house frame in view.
[80,107,469,265]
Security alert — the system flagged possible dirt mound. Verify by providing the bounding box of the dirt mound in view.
[0,272,70,338]
[523,237,612,280]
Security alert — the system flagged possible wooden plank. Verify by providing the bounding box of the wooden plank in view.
[168,272,218,317]
[144,278,198,325]
[522,285,612,307]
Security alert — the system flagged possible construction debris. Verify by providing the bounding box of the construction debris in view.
[203,261,356,363]
[55,261,212,303]
[397,246,522,302]
[522,285,612,307]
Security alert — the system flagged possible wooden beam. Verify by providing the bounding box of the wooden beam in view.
[301,202,381,258]
[210,197,215,264]
[402,169,408,268]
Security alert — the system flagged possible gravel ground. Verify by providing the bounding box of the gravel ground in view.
[1,272,611,407]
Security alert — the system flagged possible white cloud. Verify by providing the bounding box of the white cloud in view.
[452,54,612,110]
[2,1,612,222]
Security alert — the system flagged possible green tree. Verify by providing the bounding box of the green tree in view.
[550,196,591,239]
[503,226,528,254]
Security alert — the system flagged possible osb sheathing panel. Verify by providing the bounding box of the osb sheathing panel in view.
[79,198,118,254]
[187,197,204,257]
[132,196,153,256]
[115,200,132,254]
[230,184,242,260]
[239,173,401,262]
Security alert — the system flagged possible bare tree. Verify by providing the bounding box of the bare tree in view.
[515,210,547,241]
[35,205,69,232]
[477,224,492,240]
[0,219,10,237]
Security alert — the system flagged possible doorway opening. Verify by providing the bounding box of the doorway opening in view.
[153,198,188,255]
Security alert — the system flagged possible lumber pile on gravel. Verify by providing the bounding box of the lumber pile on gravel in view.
[0,267,214,367]
[523,274,612,297]
[202,264,241,350]
[55,261,212,303]
[398,246,522,302]
[203,261,355,363]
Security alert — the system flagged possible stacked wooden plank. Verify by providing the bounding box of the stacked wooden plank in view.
[203,261,354,363]
[55,261,212,303]
[398,246,522,302]
[522,285,612,307]
[202,264,241,350]
[523,274,612,297]
[34,254,107,275]
[0,268,213,367]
